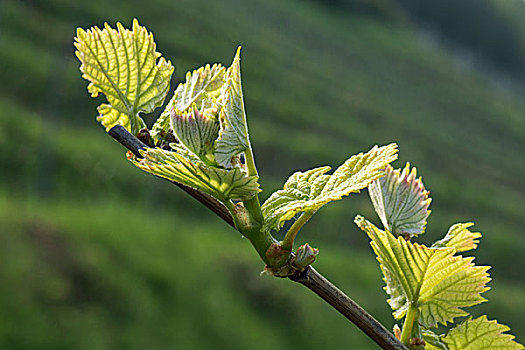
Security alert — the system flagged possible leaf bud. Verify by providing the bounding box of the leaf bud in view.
[294,243,319,268]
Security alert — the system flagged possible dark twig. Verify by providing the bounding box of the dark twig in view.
[108,125,406,350]
[290,267,407,350]
[108,125,234,227]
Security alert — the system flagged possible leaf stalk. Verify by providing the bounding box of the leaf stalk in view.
[400,304,418,345]
[281,211,315,251]
[242,148,264,224]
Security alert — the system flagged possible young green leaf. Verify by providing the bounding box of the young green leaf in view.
[368,163,431,238]
[426,316,524,350]
[261,144,398,232]
[75,19,173,134]
[355,216,490,328]
[432,223,481,253]
[151,63,226,142]
[130,147,259,202]
[262,166,331,232]
[215,47,252,167]
[170,105,220,163]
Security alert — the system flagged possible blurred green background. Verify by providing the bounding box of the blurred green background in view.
[1,0,524,348]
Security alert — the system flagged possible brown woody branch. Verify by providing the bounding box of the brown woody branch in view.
[108,125,407,350]
[291,267,407,350]
[108,125,234,227]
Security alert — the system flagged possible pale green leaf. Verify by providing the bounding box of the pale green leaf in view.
[432,223,481,253]
[130,147,259,202]
[441,316,524,350]
[355,216,490,328]
[215,47,252,167]
[151,63,226,142]
[173,63,225,112]
[75,19,173,134]
[369,163,431,237]
[261,144,398,232]
[170,105,220,163]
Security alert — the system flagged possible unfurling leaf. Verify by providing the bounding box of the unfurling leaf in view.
[261,144,398,232]
[432,223,481,253]
[151,63,226,142]
[422,330,448,350]
[215,47,252,167]
[368,163,431,237]
[151,48,252,170]
[355,216,490,328]
[75,19,173,134]
[130,148,259,202]
[170,105,220,163]
[426,316,524,350]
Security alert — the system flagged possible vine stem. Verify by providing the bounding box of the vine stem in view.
[224,200,277,266]
[108,125,407,350]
